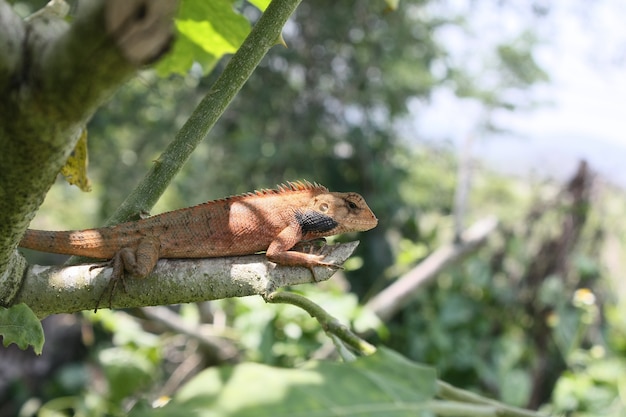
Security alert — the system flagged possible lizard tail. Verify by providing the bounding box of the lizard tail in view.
[18,229,114,259]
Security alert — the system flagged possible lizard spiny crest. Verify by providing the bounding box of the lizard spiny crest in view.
[249,180,328,197]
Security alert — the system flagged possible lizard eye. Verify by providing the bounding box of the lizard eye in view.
[319,202,329,213]
[347,200,358,210]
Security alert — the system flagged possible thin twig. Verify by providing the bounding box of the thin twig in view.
[102,0,304,227]
[264,291,377,356]
[140,305,240,363]
[267,290,547,417]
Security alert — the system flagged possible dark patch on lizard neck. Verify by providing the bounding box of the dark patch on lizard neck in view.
[295,210,339,234]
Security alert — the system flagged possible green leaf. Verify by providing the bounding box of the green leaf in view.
[0,303,44,354]
[59,127,92,191]
[99,347,156,403]
[383,0,399,11]
[156,0,252,76]
[130,348,437,416]
[248,0,272,11]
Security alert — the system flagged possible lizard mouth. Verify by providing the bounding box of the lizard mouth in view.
[352,217,378,231]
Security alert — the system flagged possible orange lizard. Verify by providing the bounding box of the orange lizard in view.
[19,181,378,307]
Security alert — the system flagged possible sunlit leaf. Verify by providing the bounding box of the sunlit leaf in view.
[60,127,92,192]
[156,0,252,76]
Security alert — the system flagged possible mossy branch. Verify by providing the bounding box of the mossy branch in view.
[0,0,175,305]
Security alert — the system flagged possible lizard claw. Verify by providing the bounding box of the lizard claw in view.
[92,256,128,312]
[94,273,128,313]
[90,262,109,313]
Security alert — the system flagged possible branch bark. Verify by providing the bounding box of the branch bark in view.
[0,0,176,306]
[13,242,360,318]
[365,217,499,321]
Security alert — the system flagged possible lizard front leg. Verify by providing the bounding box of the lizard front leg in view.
[266,226,338,281]
[96,237,161,311]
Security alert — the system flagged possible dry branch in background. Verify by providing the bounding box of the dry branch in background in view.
[365,216,499,322]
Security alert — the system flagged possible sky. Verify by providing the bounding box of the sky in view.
[412,0,626,187]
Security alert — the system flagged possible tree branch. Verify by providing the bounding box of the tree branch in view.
[365,216,499,321]
[0,0,176,306]
[14,242,360,318]
[0,0,25,87]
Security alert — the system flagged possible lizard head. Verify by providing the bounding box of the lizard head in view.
[297,192,378,238]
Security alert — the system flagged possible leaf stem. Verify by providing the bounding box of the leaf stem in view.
[436,381,548,417]
[267,290,548,417]
[264,291,377,356]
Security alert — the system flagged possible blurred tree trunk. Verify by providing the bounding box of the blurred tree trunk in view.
[499,160,593,409]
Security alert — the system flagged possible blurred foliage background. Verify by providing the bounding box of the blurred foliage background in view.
[3,0,626,416]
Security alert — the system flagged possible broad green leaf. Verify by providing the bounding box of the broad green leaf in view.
[130,348,437,416]
[0,303,44,354]
[156,0,252,76]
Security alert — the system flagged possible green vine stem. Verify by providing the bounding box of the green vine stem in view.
[435,381,547,417]
[106,0,303,226]
[264,291,377,356]
[267,290,549,417]
[67,0,301,266]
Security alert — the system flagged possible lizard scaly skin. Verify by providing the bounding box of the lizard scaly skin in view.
[19,181,378,305]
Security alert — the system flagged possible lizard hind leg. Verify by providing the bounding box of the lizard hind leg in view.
[93,251,125,312]
[94,249,134,312]
[94,238,161,312]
